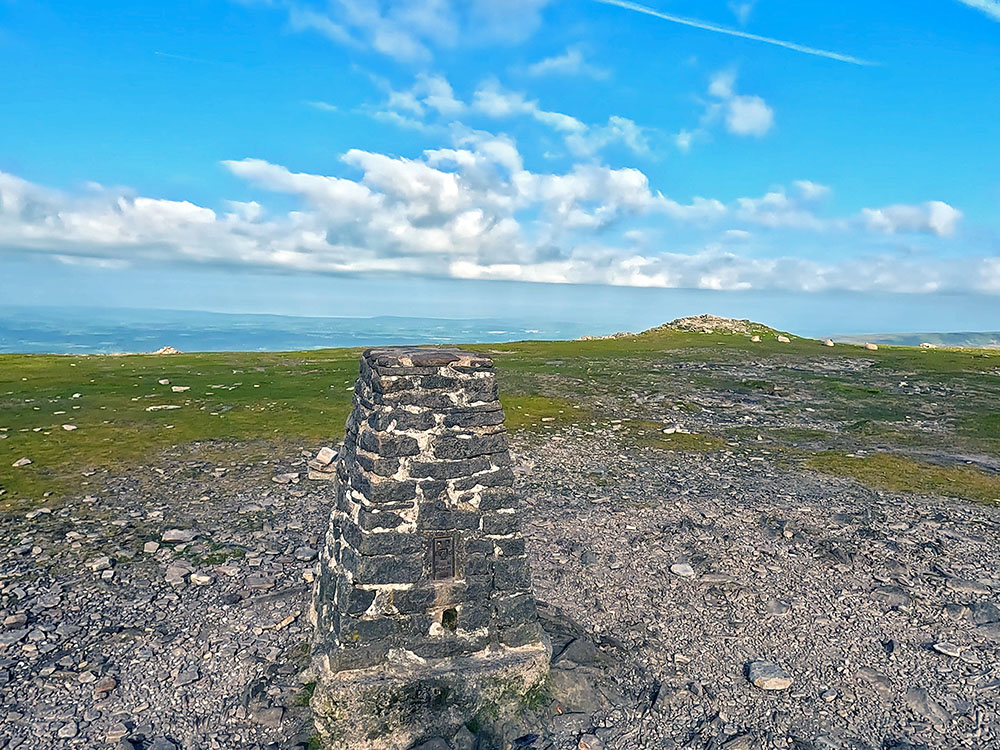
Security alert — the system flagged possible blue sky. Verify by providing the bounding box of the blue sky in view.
[1,0,999,318]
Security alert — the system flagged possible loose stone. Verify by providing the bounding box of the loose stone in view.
[670,563,696,578]
[932,641,962,657]
[747,660,792,690]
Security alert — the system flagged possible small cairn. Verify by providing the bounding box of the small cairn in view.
[308,446,338,481]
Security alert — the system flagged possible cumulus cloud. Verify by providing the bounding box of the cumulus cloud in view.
[677,71,775,150]
[707,71,774,137]
[861,201,963,237]
[735,181,833,230]
[0,134,980,294]
[376,74,648,157]
[526,46,609,78]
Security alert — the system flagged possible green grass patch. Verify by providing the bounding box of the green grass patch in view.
[623,420,726,452]
[824,380,882,397]
[0,350,358,509]
[3,329,998,510]
[295,681,317,707]
[500,395,583,432]
[805,451,1000,505]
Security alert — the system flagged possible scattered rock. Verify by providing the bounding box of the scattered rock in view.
[173,669,199,687]
[87,555,113,572]
[932,641,961,657]
[161,529,198,543]
[251,706,284,728]
[670,562,695,578]
[905,687,952,727]
[747,660,792,690]
[12,457,32,467]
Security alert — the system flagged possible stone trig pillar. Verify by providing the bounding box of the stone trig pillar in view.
[309,348,549,749]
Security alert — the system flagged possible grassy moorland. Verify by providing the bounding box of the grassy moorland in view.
[2,328,999,512]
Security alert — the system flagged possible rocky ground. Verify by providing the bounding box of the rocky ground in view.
[2,425,997,750]
[2,341,999,749]
[518,431,1000,750]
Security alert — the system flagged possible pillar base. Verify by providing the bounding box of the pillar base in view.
[311,640,551,750]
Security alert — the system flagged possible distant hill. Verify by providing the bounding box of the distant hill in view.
[836,331,1000,349]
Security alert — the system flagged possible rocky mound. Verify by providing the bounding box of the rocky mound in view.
[651,314,778,337]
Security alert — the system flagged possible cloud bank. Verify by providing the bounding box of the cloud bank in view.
[0,131,986,294]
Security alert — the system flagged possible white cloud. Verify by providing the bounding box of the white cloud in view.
[735,188,829,230]
[729,0,757,25]
[708,70,736,99]
[707,71,774,138]
[377,74,648,157]
[725,95,774,137]
[793,180,832,201]
[861,201,963,237]
[0,136,981,295]
[526,46,609,78]
[304,100,338,112]
[954,0,1000,21]
[275,0,555,63]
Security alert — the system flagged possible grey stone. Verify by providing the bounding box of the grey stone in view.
[411,740,450,750]
[161,529,198,543]
[173,669,199,687]
[452,725,477,750]
[252,706,284,728]
[932,641,961,657]
[670,563,695,578]
[747,660,792,690]
[905,687,952,727]
[970,600,1000,625]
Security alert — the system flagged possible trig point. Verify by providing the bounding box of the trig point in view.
[309,348,550,749]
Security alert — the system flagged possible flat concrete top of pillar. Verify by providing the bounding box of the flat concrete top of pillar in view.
[363,347,493,369]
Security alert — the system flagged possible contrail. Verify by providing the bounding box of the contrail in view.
[595,0,876,66]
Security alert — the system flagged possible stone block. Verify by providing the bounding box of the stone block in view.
[494,556,531,591]
[358,430,420,457]
[432,433,508,460]
[410,457,490,480]
[452,467,514,491]
[417,502,480,532]
[355,553,423,585]
[356,452,400,477]
[442,409,505,429]
[482,512,518,536]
